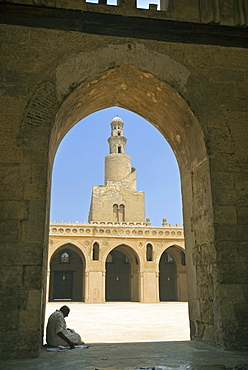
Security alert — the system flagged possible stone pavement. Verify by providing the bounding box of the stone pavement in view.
[0,302,248,370]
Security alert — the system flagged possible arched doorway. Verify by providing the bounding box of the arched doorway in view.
[159,250,177,301]
[49,244,85,302]
[159,246,187,302]
[105,245,140,302]
[106,249,131,301]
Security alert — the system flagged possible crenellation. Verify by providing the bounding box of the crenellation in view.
[2,0,248,26]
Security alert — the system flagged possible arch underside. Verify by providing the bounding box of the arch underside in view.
[52,65,206,171]
[49,63,212,345]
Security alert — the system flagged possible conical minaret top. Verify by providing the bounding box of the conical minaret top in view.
[108,117,127,154]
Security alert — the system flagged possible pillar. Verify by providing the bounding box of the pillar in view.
[85,267,105,303]
[140,270,159,303]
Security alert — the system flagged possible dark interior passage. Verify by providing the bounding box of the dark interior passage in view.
[159,251,177,301]
[49,246,84,302]
[105,249,131,301]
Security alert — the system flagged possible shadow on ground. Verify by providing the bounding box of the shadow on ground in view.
[1,341,248,370]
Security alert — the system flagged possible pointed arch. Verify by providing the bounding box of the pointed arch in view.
[159,245,187,302]
[105,244,141,302]
[49,243,86,302]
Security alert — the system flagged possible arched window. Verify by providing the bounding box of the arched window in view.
[119,204,125,222]
[106,253,113,264]
[92,242,100,261]
[113,204,118,221]
[123,255,129,264]
[164,252,174,264]
[118,146,121,153]
[146,243,153,261]
[118,131,121,136]
[181,251,186,266]
[60,252,70,263]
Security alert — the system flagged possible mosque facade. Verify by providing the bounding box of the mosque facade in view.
[48,117,187,303]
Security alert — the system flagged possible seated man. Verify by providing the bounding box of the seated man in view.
[46,305,83,348]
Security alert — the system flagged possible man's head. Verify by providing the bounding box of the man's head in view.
[60,305,70,317]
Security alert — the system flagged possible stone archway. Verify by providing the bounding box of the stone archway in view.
[48,63,207,335]
[9,48,235,357]
[105,245,140,302]
[159,246,187,302]
[159,250,177,301]
[49,244,85,302]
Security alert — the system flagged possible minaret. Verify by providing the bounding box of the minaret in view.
[108,116,126,154]
[105,117,134,187]
[88,117,145,223]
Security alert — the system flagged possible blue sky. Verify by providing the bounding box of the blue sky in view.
[50,107,182,226]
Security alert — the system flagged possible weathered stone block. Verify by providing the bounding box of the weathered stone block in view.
[197,284,214,301]
[22,164,47,201]
[215,224,238,241]
[219,0,235,26]
[0,201,28,220]
[0,288,28,311]
[193,244,217,266]
[212,188,239,207]
[237,207,248,224]
[20,200,47,243]
[0,266,23,290]
[0,165,24,200]
[207,129,236,155]
[218,283,245,303]
[200,299,214,324]
[27,289,42,309]
[198,0,216,23]
[20,309,40,330]
[199,67,246,84]
[33,0,56,6]
[1,329,40,358]
[0,310,20,330]
[0,243,43,266]
[23,266,43,289]
[214,206,237,225]
[217,263,248,284]
[234,302,248,321]
[0,142,23,163]
[172,0,200,22]
[10,0,33,4]
[24,182,46,201]
[0,220,20,243]
[215,241,238,262]
[211,172,235,189]
[238,225,248,240]
[56,0,86,10]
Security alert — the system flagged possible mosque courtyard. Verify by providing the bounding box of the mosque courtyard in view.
[44,302,190,344]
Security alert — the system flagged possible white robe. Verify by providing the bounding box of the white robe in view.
[46,310,82,347]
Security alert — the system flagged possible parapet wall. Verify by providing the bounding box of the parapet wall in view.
[49,221,184,239]
[1,0,248,25]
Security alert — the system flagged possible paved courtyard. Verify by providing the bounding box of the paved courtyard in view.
[44,302,190,344]
[1,302,248,370]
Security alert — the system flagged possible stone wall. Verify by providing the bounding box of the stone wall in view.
[1,0,248,25]
[0,4,247,358]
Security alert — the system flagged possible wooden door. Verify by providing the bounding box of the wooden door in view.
[53,271,73,300]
